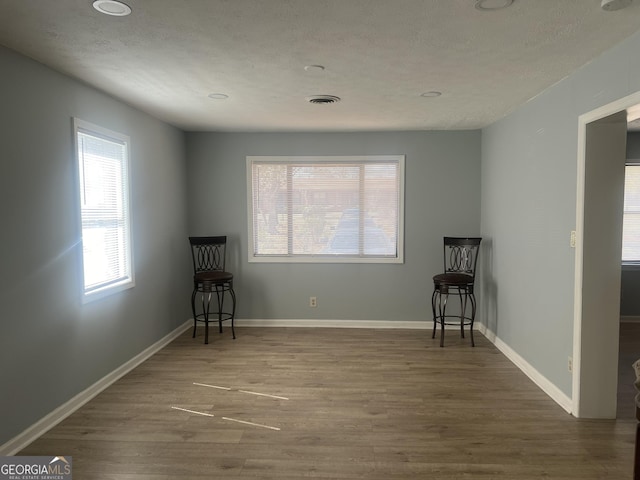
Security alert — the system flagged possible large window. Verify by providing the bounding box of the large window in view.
[623,164,640,265]
[74,119,134,301]
[247,155,404,263]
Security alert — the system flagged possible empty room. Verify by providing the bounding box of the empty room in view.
[3,1,640,478]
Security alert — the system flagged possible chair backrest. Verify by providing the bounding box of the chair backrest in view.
[443,237,482,279]
[189,236,227,273]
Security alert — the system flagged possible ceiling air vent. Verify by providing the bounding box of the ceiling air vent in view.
[307,95,341,105]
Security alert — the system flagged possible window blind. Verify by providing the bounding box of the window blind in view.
[623,164,640,263]
[248,156,404,263]
[76,122,133,296]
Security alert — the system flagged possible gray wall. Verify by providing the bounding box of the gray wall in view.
[622,132,640,317]
[480,29,640,398]
[0,46,192,446]
[186,131,481,322]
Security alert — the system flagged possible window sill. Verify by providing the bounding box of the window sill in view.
[82,279,135,304]
[249,255,404,264]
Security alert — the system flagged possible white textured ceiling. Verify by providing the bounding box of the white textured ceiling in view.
[1,0,640,132]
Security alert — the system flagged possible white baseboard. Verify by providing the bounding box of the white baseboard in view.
[0,320,191,456]
[477,323,572,414]
[234,318,480,330]
[234,318,432,329]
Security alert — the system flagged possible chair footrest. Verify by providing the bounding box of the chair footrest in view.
[194,313,234,322]
[434,316,474,327]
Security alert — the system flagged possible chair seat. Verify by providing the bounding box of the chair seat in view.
[433,272,474,286]
[194,271,233,284]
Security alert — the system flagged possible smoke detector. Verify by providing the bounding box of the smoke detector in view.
[306,95,341,105]
[601,0,632,11]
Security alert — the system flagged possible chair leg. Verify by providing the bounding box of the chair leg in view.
[211,282,237,340]
[202,292,211,344]
[431,288,438,339]
[192,282,235,345]
[438,292,448,347]
[458,289,466,339]
[469,292,477,347]
[229,282,236,339]
[191,288,198,339]
[215,285,224,334]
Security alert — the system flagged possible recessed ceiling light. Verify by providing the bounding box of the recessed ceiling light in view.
[304,65,325,73]
[420,91,442,98]
[208,93,229,100]
[475,0,514,11]
[92,0,132,16]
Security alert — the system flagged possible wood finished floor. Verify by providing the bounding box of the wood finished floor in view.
[19,327,636,479]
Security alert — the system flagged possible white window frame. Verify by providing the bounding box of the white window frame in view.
[246,155,405,264]
[73,118,135,302]
[623,162,640,269]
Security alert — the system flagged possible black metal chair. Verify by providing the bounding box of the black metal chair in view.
[431,237,482,347]
[189,236,236,344]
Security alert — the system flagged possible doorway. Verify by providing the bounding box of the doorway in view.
[574,92,640,418]
[618,137,640,419]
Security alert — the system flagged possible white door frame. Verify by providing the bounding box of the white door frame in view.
[573,91,640,417]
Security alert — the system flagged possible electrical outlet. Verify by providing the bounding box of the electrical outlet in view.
[568,356,573,373]
[570,230,576,248]
[309,296,317,308]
